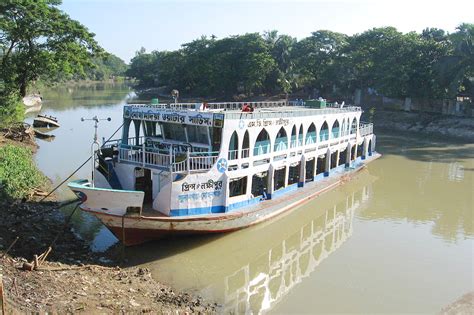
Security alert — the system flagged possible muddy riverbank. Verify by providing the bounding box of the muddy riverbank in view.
[368,109,474,141]
[0,132,216,313]
[0,198,216,314]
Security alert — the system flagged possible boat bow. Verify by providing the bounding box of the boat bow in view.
[68,179,144,216]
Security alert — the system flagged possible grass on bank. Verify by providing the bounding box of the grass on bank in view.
[0,144,45,200]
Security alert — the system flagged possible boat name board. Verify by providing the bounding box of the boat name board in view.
[123,106,224,127]
[181,179,223,192]
[246,117,290,128]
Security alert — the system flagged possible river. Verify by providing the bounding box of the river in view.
[27,83,473,314]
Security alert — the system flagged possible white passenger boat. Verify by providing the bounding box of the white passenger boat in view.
[68,100,380,245]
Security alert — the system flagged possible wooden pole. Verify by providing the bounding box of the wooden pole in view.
[1,274,5,315]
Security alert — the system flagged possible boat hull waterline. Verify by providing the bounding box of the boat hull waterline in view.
[70,154,380,246]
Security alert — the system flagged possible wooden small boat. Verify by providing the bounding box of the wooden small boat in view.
[33,115,60,128]
[33,128,55,141]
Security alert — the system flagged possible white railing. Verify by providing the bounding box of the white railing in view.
[228,150,239,160]
[224,106,362,120]
[128,100,289,111]
[127,100,363,120]
[359,123,373,137]
[119,145,219,173]
[241,148,250,158]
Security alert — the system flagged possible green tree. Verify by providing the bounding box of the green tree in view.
[0,0,103,97]
[126,48,160,87]
[293,30,348,96]
[437,23,474,97]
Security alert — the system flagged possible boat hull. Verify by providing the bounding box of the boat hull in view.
[81,154,381,245]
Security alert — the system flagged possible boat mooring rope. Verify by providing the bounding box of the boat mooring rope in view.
[21,202,82,271]
[4,122,124,262]
[38,122,125,202]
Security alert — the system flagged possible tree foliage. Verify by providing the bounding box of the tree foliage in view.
[128,24,473,101]
[0,0,103,97]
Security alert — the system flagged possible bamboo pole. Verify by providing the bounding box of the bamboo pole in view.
[1,274,5,315]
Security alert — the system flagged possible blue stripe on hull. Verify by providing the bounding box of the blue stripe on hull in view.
[168,154,376,217]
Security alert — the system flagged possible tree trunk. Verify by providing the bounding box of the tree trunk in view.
[20,81,28,97]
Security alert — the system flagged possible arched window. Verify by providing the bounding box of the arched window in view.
[306,123,317,145]
[331,120,340,139]
[350,118,357,134]
[254,129,271,156]
[298,124,303,146]
[290,125,297,148]
[346,118,350,135]
[228,131,239,160]
[341,119,346,137]
[274,127,288,151]
[241,131,250,158]
[320,121,329,141]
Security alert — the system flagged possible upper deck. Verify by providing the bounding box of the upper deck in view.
[124,100,362,123]
[111,100,373,174]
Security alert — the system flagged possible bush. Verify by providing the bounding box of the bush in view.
[0,144,45,199]
[0,91,24,127]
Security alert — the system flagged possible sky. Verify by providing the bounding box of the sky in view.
[60,0,474,63]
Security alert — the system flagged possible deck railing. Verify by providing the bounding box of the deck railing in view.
[118,144,219,173]
[228,149,239,160]
[126,100,362,120]
[359,122,373,137]
[241,148,250,158]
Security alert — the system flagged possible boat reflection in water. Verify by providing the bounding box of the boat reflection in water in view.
[222,174,374,314]
[127,170,376,314]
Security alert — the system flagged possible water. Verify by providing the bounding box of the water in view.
[31,83,473,313]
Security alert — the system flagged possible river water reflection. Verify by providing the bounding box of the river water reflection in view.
[31,84,473,313]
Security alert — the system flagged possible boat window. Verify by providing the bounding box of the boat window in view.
[242,131,250,158]
[306,123,316,145]
[229,176,247,197]
[274,127,288,151]
[305,159,315,181]
[298,124,303,146]
[346,118,350,135]
[254,129,270,156]
[131,120,143,146]
[211,127,222,152]
[332,120,340,138]
[288,162,300,185]
[331,151,338,169]
[320,122,329,141]
[274,167,286,191]
[251,171,268,197]
[316,155,326,175]
[339,149,347,166]
[228,131,239,160]
[162,122,186,141]
[290,125,297,148]
[187,125,209,144]
[351,144,356,161]
[122,118,132,145]
[350,118,357,134]
[144,121,163,138]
